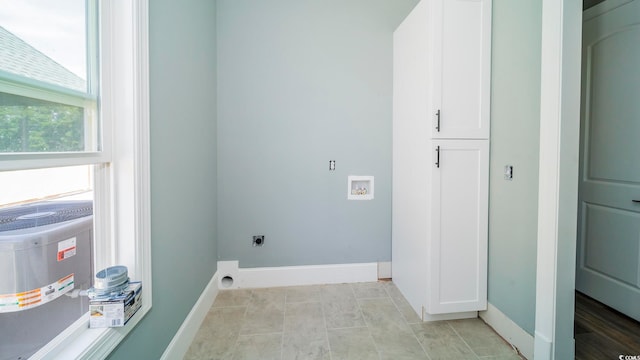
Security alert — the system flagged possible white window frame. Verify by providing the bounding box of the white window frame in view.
[0,1,151,359]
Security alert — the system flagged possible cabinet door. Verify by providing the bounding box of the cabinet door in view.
[431,0,491,139]
[428,140,488,314]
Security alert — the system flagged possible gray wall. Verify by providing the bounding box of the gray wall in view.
[487,0,542,335]
[107,0,218,358]
[584,0,606,10]
[216,0,418,267]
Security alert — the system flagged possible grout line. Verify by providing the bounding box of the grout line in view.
[447,322,481,360]
[319,294,333,360]
[281,289,287,360]
[409,328,433,360]
[227,292,251,360]
[350,282,383,360]
[354,296,391,301]
[326,324,369,330]
[210,304,250,309]
[384,282,432,360]
[237,331,284,337]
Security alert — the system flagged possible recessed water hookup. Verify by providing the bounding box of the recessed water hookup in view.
[348,176,374,200]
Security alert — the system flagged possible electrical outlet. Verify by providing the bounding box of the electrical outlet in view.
[252,235,265,247]
[504,165,514,180]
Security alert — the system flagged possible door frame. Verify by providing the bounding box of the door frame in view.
[534,1,582,359]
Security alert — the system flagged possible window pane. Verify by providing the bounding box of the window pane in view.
[0,0,100,154]
[0,165,92,207]
[0,166,93,359]
[0,0,88,91]
[0,93,90,153]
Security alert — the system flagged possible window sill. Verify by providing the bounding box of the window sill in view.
[31,302,151,360]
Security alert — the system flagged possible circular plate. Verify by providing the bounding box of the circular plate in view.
[94,265,128,290]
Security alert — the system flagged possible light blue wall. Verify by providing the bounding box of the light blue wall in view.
[104,1,544,356]
[107,0,218,358]
[487,0,542,335]
[216,0,418,267]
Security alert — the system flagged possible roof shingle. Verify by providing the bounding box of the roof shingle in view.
[0,25,86,92]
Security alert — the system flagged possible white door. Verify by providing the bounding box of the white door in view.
[428,139,488,315]
[576,0,640,321]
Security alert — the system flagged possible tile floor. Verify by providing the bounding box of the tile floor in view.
[184,281,523,360]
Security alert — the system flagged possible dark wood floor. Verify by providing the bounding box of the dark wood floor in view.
[575,291,640,359]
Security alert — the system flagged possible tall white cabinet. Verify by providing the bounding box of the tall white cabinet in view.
[392,0,491,320]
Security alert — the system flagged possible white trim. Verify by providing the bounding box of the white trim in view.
[480,303,534,360]
[423,311,477,322]
[160,272,220,360]
[377,261,392,279]
[0,153,110,172]
[99,0,152,314]
[133,0,152,314]
[124,0,151,293]
[535,0,582,359]
[217,260,241,289]
[34,302,150,360]
[217,261,379,289]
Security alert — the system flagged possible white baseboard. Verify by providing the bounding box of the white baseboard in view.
[479,303,534,360]
[377,261,392,279]
[424,310,478,322]
[217,261,379,289]
[160,272,220,360]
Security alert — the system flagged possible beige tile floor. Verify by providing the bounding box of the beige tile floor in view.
[184,281,523,360]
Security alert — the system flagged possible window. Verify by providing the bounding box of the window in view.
[0,0,99,154]
[0,1,150,359]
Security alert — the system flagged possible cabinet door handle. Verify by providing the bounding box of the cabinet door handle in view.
[633,200,640,203]
[435,146,440,168]
[436,110,441,132]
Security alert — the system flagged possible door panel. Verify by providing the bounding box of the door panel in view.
[429,140,488,314]
[431,0,491,139]
[583,203,640,286]
[585,26,640,183]
[577,0,640,321]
